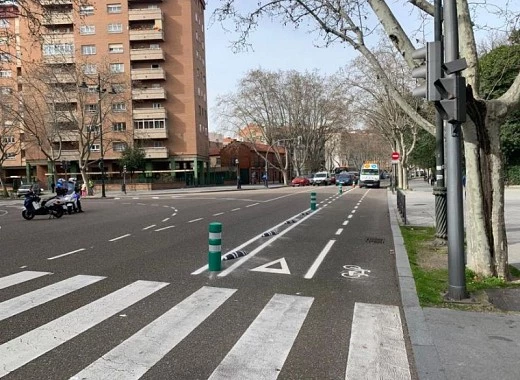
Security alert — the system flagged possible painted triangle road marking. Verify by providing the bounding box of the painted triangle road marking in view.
[250,258,291,275]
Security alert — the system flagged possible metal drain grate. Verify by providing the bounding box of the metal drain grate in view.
[365,237,385,244]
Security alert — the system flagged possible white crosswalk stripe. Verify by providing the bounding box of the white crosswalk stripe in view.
[208,293,314,380]
[0,274,105,321]
[71,286,236,380]
[0,280,169,377]
[0,271,411,379]
[0,270,51,290]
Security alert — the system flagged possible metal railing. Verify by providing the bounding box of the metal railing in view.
[396,189,407,224]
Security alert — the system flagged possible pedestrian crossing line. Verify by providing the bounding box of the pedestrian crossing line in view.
[0,271,52,290]
[0,275,105,322]
[345,303,411,380]
[208,294,314,380]
[0,280,169,378]
[71,286,236,380]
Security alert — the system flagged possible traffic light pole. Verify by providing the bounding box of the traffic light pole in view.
[444,0,467,300]
[433,0,447,240]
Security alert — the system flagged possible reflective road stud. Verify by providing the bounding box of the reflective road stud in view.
[208,222,222,271]
[310,192,317,211]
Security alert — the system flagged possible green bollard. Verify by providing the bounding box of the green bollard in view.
[310,192,317,211]
[208,222,222,271]
[339,184,343,194]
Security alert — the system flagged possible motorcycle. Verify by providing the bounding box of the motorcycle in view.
[22,193,64,220]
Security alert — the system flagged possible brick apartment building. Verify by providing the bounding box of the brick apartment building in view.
[0,0,209,188]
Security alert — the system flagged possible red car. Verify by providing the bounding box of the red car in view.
[291,176,310,186]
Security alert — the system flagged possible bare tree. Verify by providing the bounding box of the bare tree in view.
[212,0,520,278]
[2,61,131,185]
[216,69,351,183]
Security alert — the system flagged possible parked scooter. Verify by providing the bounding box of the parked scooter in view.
[22,192,64,220]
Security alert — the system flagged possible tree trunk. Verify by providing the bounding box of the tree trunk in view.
[0,171,8,197]
[464,105,508,278]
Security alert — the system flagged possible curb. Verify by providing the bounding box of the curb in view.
[387,191,447,380]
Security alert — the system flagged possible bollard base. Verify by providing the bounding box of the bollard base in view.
[208,252,221,271]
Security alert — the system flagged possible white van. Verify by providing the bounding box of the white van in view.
[312,171,331,186]
[359,163,380,188]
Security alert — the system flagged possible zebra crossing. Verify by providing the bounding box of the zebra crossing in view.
[0,271,412,379]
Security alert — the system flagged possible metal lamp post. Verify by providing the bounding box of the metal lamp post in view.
[235,158,241,189]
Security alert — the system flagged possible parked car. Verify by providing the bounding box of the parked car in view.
[291,176,310,187]
[16,184,43,198]
[312,171,331,185]
[335,173,355,186]
[306,174,315,185]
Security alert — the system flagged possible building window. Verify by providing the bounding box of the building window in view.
[0,37,8,45]
[111,84,125,93]
[110,63,124,73]
[149,44,159,49]
[0,70,12,78]
[82,63,97,74]
[113,141,127,152]
[0,19,9,28]
[90,144,100,152]
[133,119,165,129]
[107,23,123,33]
[0,86,11,95]
[108,43,123,53]
[79,5,94,16]
[0,53,10,62]
[43,43,74,56]
[2,136,14,143]
[81,45,96,55]
[112,102,126,112]
[107,4,122,13]
[152,103,162,109]
[80,25,95,35]
[87,125,100,133]
[112,122,126,132]
[84,104,98,113]
[6,152,16,160]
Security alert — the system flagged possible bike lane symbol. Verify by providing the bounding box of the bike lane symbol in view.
[341,265,370,279]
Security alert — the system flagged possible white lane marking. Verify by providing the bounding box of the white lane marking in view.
[218,210,317,278]
[0,271,52,290]
[188,218,203,223]
[251,258,291,275]
[348,214,353,219]
[0,275,105,321]
[137,203,146,206]
[213,212,224,216]
[342,220,349,226]
[114,197,120,200]
[133,197,139,200]
[109,234,131,242]
[47,248,86,260]
[246,203,259,207]
[0,281,169,377]
[352,209,356,214]
[152,197,159,199]
[346,303,411,380]
[231,208,241,212]
[0,210,7,216]
[354,205,358,209]
[72,286,236,380]
[209,294,314,380]
[163,205,170,208]
[143,225,156,230]
[155,225,175,232]
[192,209,313,275]
[162,218,170,222]
[335,228,343,235]
[304,240,336,279]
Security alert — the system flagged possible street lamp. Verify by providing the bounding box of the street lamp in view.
[79,73,115,198]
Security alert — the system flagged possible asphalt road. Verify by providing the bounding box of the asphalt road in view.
[0,184,415,380]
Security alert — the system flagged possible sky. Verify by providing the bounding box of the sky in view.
[203,1,520,133]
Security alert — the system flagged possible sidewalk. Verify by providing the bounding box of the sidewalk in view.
[388,179,520,380]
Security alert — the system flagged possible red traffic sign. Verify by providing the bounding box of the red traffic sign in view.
[391,152,400,160]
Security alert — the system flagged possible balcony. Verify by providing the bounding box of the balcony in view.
[59,150,79,160]
[48,90,77,103]
[49,72,76,83]
[130,48,164,61]
[132,87,166,100]
[53,130,79,142]
[142,147,168,159]
[43,54,75,64]
[40,0,72,5]
[128,8,162,21]
[42,12,73,25]
[132,107,166,119]
[134,128,168,139]
[129,29,164,41]
[131,67,165,81]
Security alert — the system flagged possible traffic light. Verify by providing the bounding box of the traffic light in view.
[411,41,442,101]
[434,58,468,123]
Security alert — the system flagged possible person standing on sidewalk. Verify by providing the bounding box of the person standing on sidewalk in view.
[88,179,94,196]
